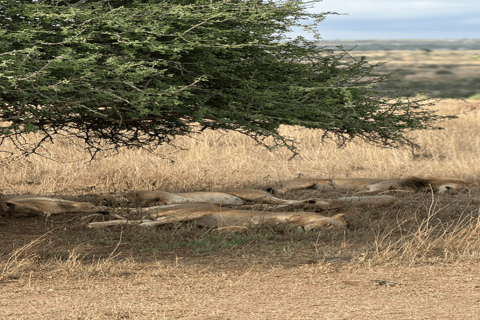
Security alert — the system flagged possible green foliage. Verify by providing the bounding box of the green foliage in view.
[469,93,480,100]
[0,0,451,160]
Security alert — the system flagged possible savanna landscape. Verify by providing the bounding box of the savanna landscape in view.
[1,50,480,319]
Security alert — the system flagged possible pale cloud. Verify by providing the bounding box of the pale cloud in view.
[314,0,480,19]
[456,17,480,26]
[286,0,480,39]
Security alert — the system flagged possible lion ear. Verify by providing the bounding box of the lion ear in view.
[331,213,346,220]
[329,213,348,228]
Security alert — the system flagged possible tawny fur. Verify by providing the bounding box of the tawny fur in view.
[142,203,347,230]
[125,190,244,206]
[88,202,347,231]
[125,189,314,206]
[2,196,106,217]
[274,177,478,194]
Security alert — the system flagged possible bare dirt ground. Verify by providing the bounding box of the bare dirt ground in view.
[2,261,480,320]
[2,245,480,320]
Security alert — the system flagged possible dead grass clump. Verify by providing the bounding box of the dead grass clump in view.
[44,250,143,278]
[0,233,47,282]
[370,194,480,265]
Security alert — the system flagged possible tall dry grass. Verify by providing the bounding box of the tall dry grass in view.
[0,99,479,196]
[0,233,47,282]
[370,193,480,265]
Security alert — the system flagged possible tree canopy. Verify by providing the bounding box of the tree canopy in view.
[0,0,449,160]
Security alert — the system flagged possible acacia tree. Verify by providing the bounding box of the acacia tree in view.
[0,0,448,160]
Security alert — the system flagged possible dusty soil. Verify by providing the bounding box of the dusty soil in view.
[2,257,480,319]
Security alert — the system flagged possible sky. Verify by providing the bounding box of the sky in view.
[287,0,480,40]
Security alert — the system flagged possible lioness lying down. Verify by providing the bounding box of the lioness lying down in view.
[87,202,348,231]
[1,196,106,217]
[120,188,396,210]
[123,188,315,206]
[274,177,478,194]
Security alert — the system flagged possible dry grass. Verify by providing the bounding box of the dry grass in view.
[371,193,480,265]
[0,233,47,282]
[0,99,479,195]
